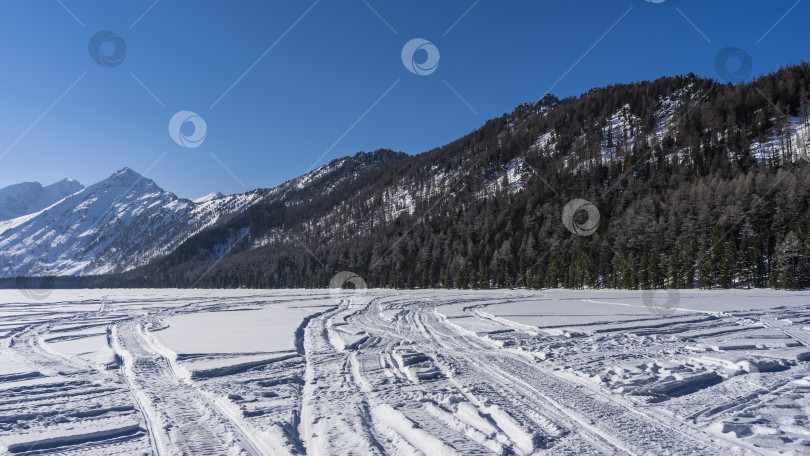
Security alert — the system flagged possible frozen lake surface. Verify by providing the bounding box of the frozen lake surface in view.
[0,288,808,455]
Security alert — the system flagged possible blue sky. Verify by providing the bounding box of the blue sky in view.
[0,1,806,198]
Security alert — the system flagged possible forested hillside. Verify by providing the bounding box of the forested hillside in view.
[32,63,810,291]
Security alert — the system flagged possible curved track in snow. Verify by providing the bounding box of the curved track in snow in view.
[298,295,743,456]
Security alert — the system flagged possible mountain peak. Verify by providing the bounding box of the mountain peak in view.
[107,167,149,188]
[192,192,225,204]
[115,167,141,177]
[48,178,83,195]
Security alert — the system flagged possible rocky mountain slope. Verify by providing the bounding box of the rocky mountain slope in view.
[113,65,808,290]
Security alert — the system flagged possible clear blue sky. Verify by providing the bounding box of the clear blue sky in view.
[0,1,806,198]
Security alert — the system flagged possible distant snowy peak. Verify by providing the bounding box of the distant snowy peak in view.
[102,167,160,192]
[0,156,379,278]
[193,192,225,204]
[0,177,84,221]
[0,167,264,278]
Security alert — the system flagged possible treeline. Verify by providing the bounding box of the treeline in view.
[13,64,810,291]
[133,163,807,291]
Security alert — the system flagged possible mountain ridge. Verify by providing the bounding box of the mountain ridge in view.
[0,177,84,221]
[3,63,810,290]
[0,152,404,278]
[114,64,807,290]
[0,167,264,277]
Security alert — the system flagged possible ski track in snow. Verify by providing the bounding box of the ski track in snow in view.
[0,289,808,455]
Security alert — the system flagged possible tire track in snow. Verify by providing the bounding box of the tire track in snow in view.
[346,297,538,455]
[424,299,745,455]
[348,295,742,455]
[112,318,257,455]
[299,300,386,456]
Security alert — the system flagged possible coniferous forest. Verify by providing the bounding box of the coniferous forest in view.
[16,64,810,291]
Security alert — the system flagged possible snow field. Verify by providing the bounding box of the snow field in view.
[0,289,808,454]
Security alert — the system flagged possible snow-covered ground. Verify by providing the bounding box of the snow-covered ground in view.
[0,288,808,455]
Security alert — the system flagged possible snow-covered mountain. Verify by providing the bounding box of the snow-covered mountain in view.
[3,65,810,285]
[0,168,262,277]
[0,151,402,279]
[0,178,84,221]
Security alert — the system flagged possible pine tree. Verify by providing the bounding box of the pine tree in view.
[719,241,736,288]
[776,232,802,289]
[698,247,712,289]
[545,259,558,288]
[639,249,650,290]
[668,250,680,288]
